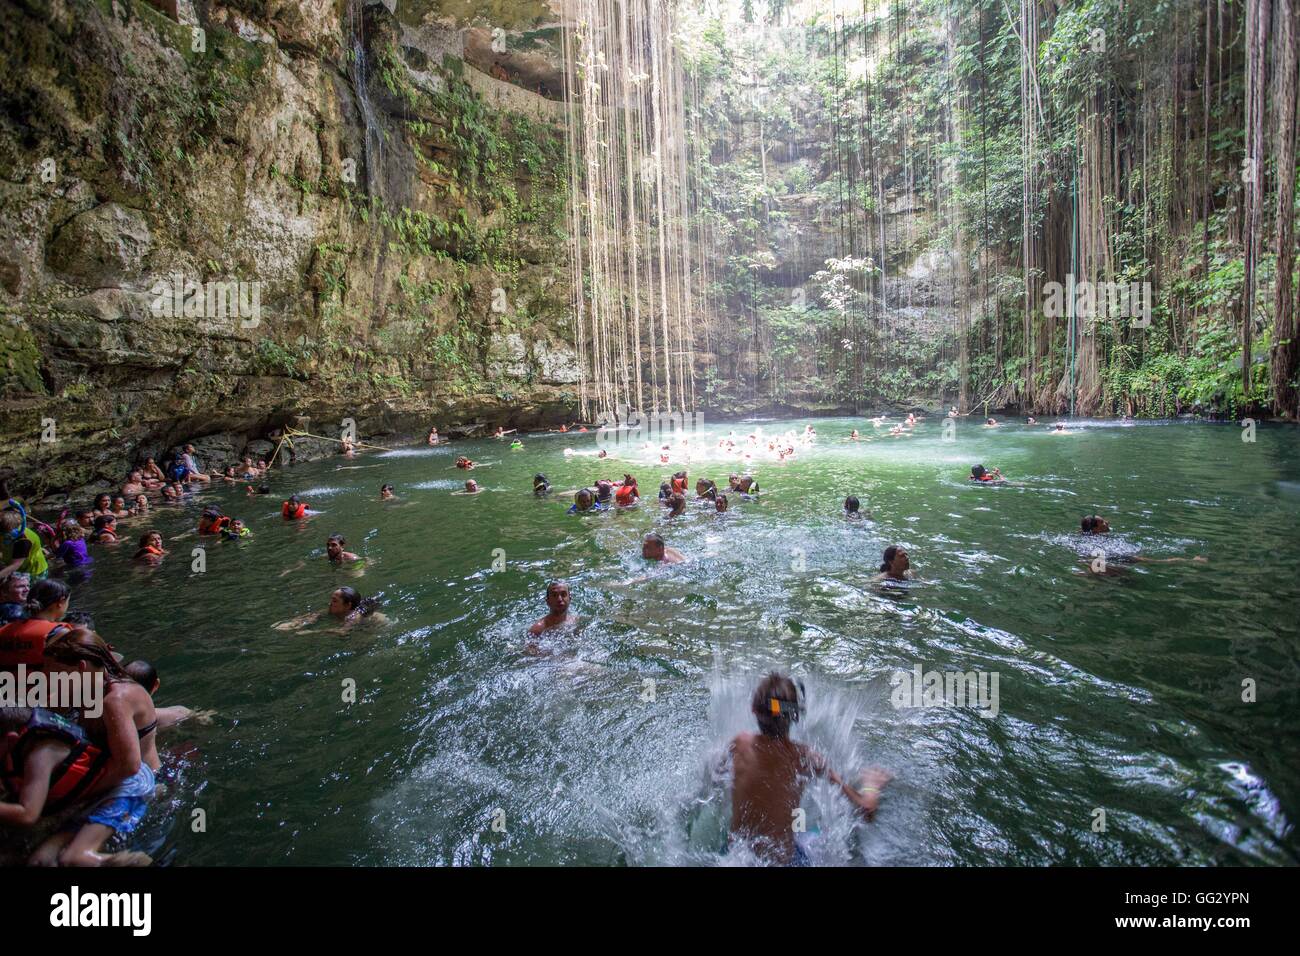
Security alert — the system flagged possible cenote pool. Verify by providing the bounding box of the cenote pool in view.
[37,416,1300,865]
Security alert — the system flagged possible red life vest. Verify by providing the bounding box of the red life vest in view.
[615,485,636,505]
[671,477,687,494]
[282,502,307,519]
[1,708,111,814]
[198,515,229,534]
[0,619,69,669]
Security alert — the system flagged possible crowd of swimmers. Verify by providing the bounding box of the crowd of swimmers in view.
[2,411,1208,867]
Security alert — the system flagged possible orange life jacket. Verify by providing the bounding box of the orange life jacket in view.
[615,484,637,505]
[282,502,307,519]
[0,619,69,670]
[1,708,112,814]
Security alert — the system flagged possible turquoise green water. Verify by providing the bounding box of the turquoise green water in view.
[37,416,1300,865]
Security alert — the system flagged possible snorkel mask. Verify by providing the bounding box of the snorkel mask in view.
[768,679,807,723]
[4,499,27,541]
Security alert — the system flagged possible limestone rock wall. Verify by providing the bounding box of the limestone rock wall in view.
[0,0,577,501]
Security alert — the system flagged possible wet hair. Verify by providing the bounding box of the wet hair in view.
[575,488,594,508]
[27,579,70,616]
[201,505,223,519]
[287,494,300,505]
[594,479,613,501]
[335,586,378,618]
[546,580,569,598]
[125,659,158,691]
[328,534,347,546]
[880,546,901,573]
[43,628,128,681]
[1081,515,1105,533]
[381,484,394,494]
[844,495,860,514]
[971,465,987,479]
[137,530,162,548]
[255,484,271,495]
[668,493,687,516]
[715,493,729,511]
[658,481,672,498]
[752,672,801,738]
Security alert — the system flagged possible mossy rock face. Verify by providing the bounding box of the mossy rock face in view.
[0,320,47,396]
[0,0,579,502]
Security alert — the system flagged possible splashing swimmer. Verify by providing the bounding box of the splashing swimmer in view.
[642,532,685,564]
[1077,514,1207,568]
[721,672,892,866]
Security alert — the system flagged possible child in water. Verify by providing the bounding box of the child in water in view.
[380,484,395,501]
[533,474,551,497]
[722,672,891,866]
[54,521,92,569]
[221,518,251,540]
[844,495,867,519]
[568,489,605,514]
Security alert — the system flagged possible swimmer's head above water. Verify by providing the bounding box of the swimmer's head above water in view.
[1080,514,1110,534]
[328,586,376,619]
[534,474,550,496]
[545,580,571,616]
[752,672,802,738]
[844,495,860,515]
[642,532,667,560]
[880,545,910,580]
